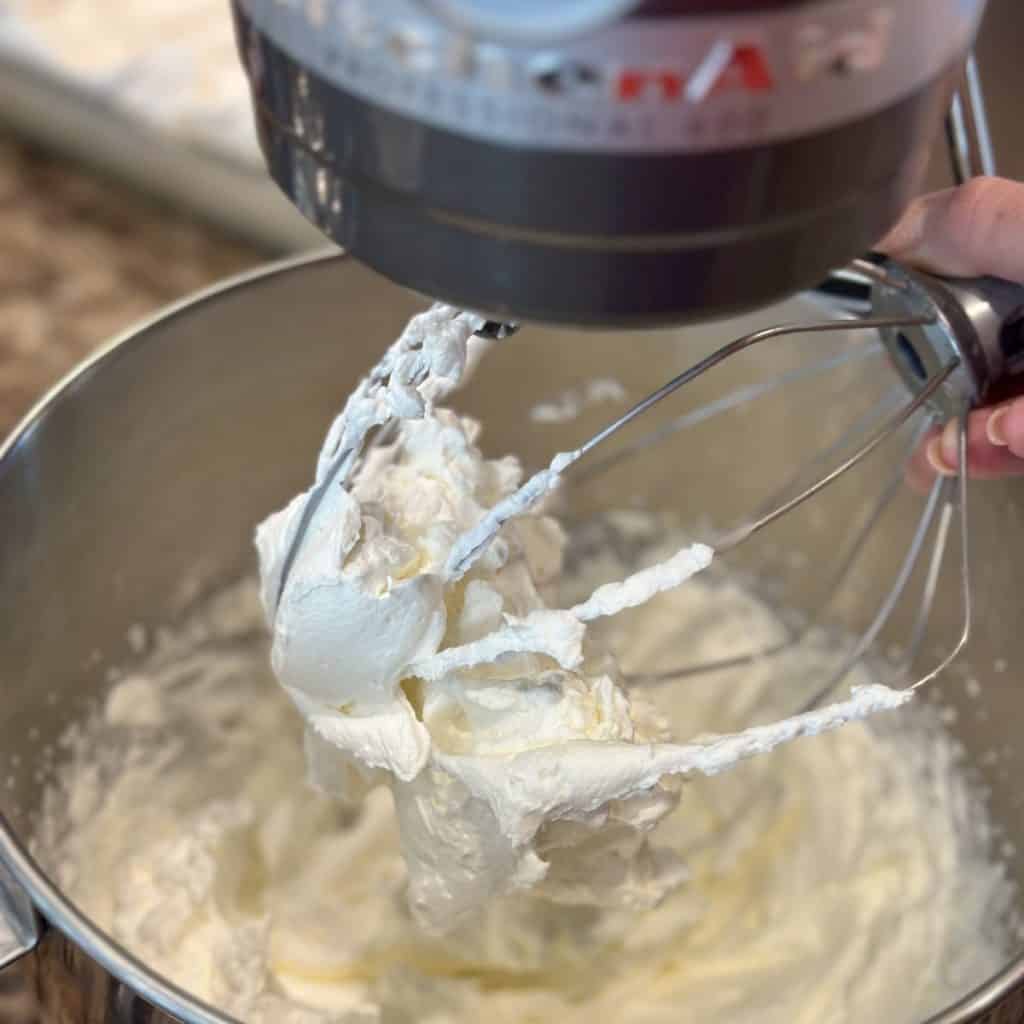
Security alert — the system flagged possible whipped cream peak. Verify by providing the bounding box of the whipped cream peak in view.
[256,303,918,933]
[258,304,490,620]
[410,610,586,681]
[571,543,714,621]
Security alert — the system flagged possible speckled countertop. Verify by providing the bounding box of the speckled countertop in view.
[0,134,261,1023]
[0,136,260,439]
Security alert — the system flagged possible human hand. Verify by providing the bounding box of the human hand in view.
[876,176,1024,488]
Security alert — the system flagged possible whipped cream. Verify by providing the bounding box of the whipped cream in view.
[35,574,1015,1024]
[254,303,917,934]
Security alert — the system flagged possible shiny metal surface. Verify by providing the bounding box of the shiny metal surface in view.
[27,930,182,1024]
[947,54,998,183]
[0,860,38,972]
[231,0,986,325]
[876,266,1024,415]
[1,254,1024,1021]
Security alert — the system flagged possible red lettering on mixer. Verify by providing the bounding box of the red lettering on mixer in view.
[615,45,774,104]
[616,69,682,102]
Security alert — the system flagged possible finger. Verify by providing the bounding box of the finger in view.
[877,177,1024,283]
[927,406,1024,480]
[905,423,940,495]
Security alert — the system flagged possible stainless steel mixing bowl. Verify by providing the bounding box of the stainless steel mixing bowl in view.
[1,252,1023,1023]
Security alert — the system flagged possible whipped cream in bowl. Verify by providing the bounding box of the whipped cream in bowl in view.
[31,299,1018,1024]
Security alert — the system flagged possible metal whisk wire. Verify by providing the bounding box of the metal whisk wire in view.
[806,404,971,710]
[552,283,978,711]
[571,309,932,466]
[627,416,928,687]
[551,273,976,697]
[573,343,886,486]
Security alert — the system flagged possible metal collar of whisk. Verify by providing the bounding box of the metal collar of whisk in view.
[873,260,1024,420]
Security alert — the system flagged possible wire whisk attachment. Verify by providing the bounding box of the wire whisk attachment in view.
[551,258,1024,708]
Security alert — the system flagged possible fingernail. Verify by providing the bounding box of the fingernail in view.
[926,437,957,478]
[987,406,1010,447]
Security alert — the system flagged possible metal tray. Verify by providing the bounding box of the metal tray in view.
[0,51,323,255]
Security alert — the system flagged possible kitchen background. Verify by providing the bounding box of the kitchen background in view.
[0,0,1021,1020]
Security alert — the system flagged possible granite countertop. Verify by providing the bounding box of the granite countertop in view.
[0,136,260,439]
[0,133,261,1022]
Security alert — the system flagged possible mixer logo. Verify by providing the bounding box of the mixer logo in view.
[614,43,773,104]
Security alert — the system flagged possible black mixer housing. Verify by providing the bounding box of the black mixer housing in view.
[232,0,987,327]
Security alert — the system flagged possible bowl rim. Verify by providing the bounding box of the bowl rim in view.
[0,249,1021,1023]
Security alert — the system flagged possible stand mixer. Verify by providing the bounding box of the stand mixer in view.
[230,0,1024,709]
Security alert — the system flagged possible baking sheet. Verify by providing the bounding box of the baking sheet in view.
[0,5,322,254]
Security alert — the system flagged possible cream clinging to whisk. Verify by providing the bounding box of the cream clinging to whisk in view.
[255,302,920,933]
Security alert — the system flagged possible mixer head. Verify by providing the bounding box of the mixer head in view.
[231,0,990,327]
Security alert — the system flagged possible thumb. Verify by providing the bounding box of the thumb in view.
[877,177,1024,284]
